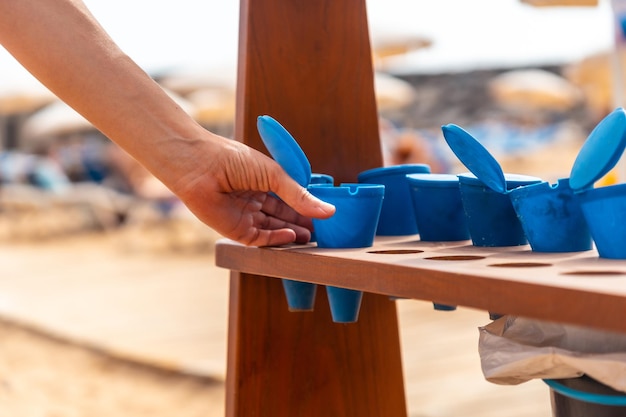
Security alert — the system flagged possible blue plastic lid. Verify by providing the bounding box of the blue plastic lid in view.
[441,124,507,194]
[406,173,459,188]
[570,107,626,191]
[309,183,385,198]
[358,164,431,181]
[257,115,311,187]
[310,173,334,185]
[458,172,541,189]
[507,178,572,199]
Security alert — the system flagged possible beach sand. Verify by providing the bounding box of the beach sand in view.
[0,318,226,417]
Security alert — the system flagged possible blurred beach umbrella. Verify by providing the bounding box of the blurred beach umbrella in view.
[372,33,432,61]
[374,72,417,112]
[564,50,623,120]
[488,68,583,112]
[21,100,93,142]
[187,87,236,126]
[157,67,237,127]
[158,67,236,96]
[371,33,433,72]
[21,89,194,143]
[0,80,57,115]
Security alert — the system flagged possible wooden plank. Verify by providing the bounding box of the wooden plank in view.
[227,0,406,416]
[227,274,406,417]
[216,237,626,334]
[234,0,382,182]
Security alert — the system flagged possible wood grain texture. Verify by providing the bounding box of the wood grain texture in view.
[227,1,404,416]
[235,0,383,183]
[227,274,407,417]
[217,237,626,335]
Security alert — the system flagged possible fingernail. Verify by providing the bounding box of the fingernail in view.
[308,193,335,214]
[319,201,336,213]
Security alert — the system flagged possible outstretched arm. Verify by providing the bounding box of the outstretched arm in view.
[0,0,335,246]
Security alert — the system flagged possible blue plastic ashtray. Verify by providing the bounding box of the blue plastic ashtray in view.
[406,173,470,242]
[442,123,590,252]
[568,107,626,259]
[358,164,430,236]
[308,183,384,249]
[257,115,384,322]
[325,286,364,323]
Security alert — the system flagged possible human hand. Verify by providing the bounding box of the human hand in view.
[165,132,336,247]
[0,0,334,247]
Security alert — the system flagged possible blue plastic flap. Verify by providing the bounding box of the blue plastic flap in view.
[257,115,311,187]
[441,123,507,194]
[570,107,626,191]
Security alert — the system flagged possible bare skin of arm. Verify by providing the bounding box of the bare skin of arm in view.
[0,0,335,246]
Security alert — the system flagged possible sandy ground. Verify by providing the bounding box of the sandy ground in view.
[0,318,225,417]
[0,207,227,417]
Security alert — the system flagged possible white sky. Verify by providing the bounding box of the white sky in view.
[0,0,616,90]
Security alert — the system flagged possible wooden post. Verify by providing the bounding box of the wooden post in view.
[225,0,407,416]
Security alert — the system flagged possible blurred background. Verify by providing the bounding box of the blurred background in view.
[0,1,621,416]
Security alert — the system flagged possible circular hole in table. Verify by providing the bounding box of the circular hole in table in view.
[561,270,626,277]
[489,262,552,268]
[424,255,485,261]
[368,249,424,255]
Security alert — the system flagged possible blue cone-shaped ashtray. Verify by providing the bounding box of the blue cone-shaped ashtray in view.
[309,173,334,185]
[433,303,457,311]
[575,184,626,259]
[282,279,317,312]
[509,178,592,252]
[308,173,334,244]
[441,124,541,247]
[567,108,626,259]
[406,173,470,242]
[309,183,384,323]
[257,115,384,322]
[308,183,384,249]
[358,164,430,236]
[326,286,364,323]
[458,173,541,247]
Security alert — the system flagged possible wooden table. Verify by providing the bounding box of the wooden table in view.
[217,235,626,417]
[218,237,626,335]
[219,1,625,416]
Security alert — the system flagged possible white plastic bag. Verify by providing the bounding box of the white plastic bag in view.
[478,316,626,393]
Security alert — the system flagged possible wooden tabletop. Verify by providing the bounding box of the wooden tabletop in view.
[216,236,626,334]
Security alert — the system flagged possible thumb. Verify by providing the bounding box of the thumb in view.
[274,176,336,219]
